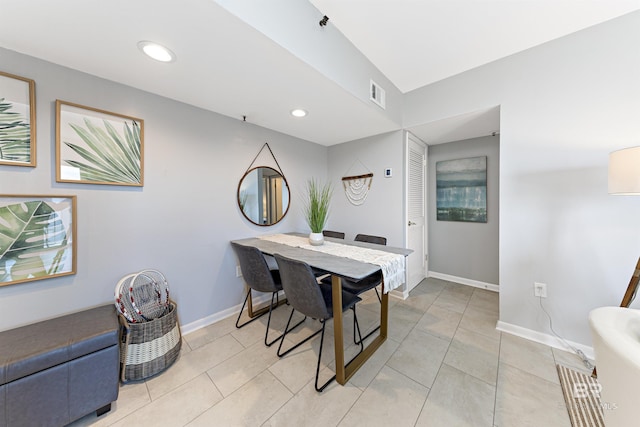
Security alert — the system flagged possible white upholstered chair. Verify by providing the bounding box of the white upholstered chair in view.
[588,306,640,427]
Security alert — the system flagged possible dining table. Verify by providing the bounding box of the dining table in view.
[230,232,412,385]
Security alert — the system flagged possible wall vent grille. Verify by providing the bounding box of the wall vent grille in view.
[370,79,386,109]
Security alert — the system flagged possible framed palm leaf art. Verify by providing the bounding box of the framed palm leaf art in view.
[56,100,144,186]
[0,71,36,167]
[0,195,76,287]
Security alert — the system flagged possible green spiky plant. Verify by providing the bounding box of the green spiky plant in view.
[0,97,32,163]
[63,118,141,183]
[303,178,333,233]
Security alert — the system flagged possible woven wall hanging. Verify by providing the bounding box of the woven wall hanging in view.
[342,158,374,206]
[342,173,373,205]
[342,159,374,206]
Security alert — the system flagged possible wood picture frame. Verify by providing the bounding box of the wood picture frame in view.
[0,195,77,287]
[0,71,36,167]
[56,100,144,186]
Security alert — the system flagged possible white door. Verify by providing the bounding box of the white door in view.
[405,132,427,292]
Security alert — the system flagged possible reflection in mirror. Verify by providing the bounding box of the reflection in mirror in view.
[238,167,290,226]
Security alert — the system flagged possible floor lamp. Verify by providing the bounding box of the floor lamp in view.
[609,146,640,306]
[592,146,640,377]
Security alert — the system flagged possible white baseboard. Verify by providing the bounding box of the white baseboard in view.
[428,271,499,293]
[428,274,595,359]
[181,283,406,336]
[496,320,594,360]
[180,292,278,336]
[390,287,409,300]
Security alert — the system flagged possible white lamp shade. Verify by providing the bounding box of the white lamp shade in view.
[609,146,640,195]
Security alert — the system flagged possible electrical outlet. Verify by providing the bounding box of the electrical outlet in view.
[534,282,547,298]
[236,266,242,277]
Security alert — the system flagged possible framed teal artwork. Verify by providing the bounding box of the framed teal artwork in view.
[436,156,487,223]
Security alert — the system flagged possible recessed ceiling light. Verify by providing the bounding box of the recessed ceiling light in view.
[137,41,176,63]
[290,109,307,118]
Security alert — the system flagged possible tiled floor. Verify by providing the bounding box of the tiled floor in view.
[70,278,591,427]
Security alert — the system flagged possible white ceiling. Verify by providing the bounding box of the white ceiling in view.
[1,1,639,146]
[310,0,640,93]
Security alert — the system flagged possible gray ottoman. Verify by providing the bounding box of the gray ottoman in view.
[0,304,119,427]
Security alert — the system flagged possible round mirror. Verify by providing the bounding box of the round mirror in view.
[238,167,290,226]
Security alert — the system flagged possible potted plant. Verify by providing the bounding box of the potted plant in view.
[303,178,333,245]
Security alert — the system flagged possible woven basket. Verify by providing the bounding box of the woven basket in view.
[118,301,181,382]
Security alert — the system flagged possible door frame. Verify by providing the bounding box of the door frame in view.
[404,131,428,295]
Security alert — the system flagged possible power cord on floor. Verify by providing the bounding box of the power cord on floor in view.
[538,296,594,370]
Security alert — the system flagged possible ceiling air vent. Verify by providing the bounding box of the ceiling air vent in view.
[370,79,386,109]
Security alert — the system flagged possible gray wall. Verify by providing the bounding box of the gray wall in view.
[404,11,640,346]
[0,47,327,331]
[428,135,500,285]
[326,131,405,247]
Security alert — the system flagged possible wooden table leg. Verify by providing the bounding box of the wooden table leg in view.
[333,275,388,385]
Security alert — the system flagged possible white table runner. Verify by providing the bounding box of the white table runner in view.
[259,234,405,293]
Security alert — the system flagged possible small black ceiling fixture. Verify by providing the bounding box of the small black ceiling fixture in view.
[319,15,329,27]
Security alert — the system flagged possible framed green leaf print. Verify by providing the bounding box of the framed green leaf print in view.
[0,71,36,167]
[56,100,144,186]
[0,195,76,287]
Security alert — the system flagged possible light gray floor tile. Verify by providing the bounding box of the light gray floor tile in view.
[416,364,496,427]
[354,288,387,312]
[180,338,192,354]
[207,339,281,397]
[187,370,292,427]
[347,337,400,389]
[145,334,244,400]
[230,304,290,349]
[494,363,571,427]
[387,303,426,343]
[499,333,559,385]
[432,291,471,314]
[263,379,362,427]
[399,279,441,312]
[183,315,236,350]
[421,277,450,291]
[325,304,374,345]
[111,374,222,427]
[350,305,383,342]
[387,328,450,388]
[74,278,585,427]
[441,282,475,299]
[338,366,429,427]
[459,305,500,339]
[415,304,463,340]
[468,289,499,314]
[444,327,500,386]
[268,334,323,393]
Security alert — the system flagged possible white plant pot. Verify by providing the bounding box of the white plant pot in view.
[309,232,324,246]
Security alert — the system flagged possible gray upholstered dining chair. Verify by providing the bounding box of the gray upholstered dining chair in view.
[354,233,387,246]
[231,242,304,347]
[341,233,387,344]
[274,253,363,392]
[345,233,386,301]
[322,230,345,239]
[321,233,386,301]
